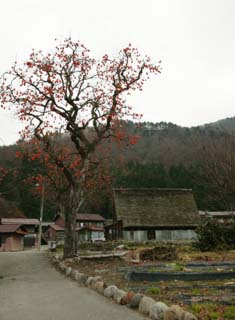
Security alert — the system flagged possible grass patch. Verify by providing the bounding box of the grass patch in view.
[146,287,161,295]
[191,303,235,319]
[165,262,185,271]
[224,306,235,319]
[191,287,202,295]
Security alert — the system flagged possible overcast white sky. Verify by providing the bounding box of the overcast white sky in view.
[0,0,235,145]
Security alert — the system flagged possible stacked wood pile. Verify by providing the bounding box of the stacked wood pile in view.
[139,245,178,261]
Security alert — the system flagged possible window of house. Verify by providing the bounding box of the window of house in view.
[130,230,134,240]
[147,230,156,240]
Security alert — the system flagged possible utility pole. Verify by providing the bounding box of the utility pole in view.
[38,180,45,251]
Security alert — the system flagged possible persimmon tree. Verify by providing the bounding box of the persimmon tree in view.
[0,38,161,258]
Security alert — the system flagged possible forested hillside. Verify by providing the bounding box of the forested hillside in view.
[1,117,235,220]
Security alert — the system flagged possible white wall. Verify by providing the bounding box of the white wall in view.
[123,230,147,241]
[155,229,196,241]
[123,229,196,241]
[91,231,105,242]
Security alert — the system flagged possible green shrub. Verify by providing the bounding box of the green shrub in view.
[224,306,235,319]
[194,218,235,251]
[146,287,160,295]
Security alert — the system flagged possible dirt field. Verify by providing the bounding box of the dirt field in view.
[68,243,235,319]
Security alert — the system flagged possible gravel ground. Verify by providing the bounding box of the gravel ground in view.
[0,250,146,320]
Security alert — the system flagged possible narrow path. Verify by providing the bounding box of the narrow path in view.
[0,250,145,320]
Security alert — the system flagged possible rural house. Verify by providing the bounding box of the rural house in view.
[0,224,27,252]
[1,218,39,247]
[199,211,235,223]
[78,226,105,242]
[105,188,200,241]
[44,224,65,245]
[49,213,106,242]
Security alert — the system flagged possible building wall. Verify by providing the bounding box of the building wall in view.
[77,221,104,228]
[78,230,105,242]
[24,225,36,233]
[155,229,196,241]
[45,228,64,243]
[24,234,37,247]
[123,229,196,241]
[54,216,65,227]
[91,231,105,241]
[123,230,147,241]
[0,234,23,252]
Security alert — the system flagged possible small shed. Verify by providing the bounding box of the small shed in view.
[44,224,65,245]
[78,226,105,242]
[107,188,200,241]
[1,218,39,247]
[0,224,27,252]
[1,218,39,233]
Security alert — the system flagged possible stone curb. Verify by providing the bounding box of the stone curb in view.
[50,254,197,320]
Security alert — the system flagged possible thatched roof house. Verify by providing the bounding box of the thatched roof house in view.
[106,188,199,241]
[113,188,199,228]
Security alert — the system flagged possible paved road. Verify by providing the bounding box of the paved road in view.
[0,250,145,320]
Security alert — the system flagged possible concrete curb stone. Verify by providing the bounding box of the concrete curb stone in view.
[103,285,118,298]
[164,305,184,320]
[93,281,106,294]
[86,276,94,287]
[65,267,72,276]
[50,254,197,320]
[139,296,156,316]
[58,261,66,272]
[113,289,127,304]
[129,293,144,308]
[70,269,79,280]
[149,302,169,320]
[180,311,198,320]
[90,276,102,289]
[77,273,88,285]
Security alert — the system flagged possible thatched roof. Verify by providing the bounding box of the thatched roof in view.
[113,188,200,228]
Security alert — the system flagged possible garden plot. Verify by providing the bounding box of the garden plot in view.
[69,248,235,318]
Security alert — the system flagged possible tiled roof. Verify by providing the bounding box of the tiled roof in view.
[199,211,235,217]
[76,214,105,222]
[49,224,82,232]
[81,226,104,232]
[48,224,64,231]
[1,218,39,225]
[0,224,23,233]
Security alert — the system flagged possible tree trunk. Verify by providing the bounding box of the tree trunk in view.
[63,159,89,259]
[63,186,79,259]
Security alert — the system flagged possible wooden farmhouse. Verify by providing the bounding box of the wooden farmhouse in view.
[44,213,106,243]
[105,188,200,241]
[44,224,65,245]
[1,218,39,247]
[0,224,27,252]
[199,211,235,224]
